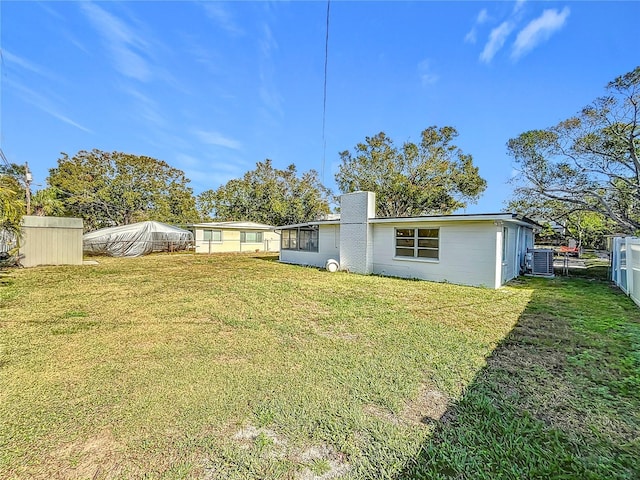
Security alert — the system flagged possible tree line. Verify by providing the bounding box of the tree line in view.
[0,125,485,233]
[2,65,638,246]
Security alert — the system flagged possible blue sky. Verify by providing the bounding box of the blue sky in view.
[1,1,637,213]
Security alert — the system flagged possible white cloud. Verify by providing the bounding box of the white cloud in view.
[62,31,91,55]
[464,9,490,44]
[259,84,283,115]
[5,78,92,133]
[1,50,59,81]
[418,60,438,86]
[513,0,527,14]
[477,9,489,24]
[43,110,91,134]
[80,2,152,81]
[259,23,278,59]
[464,28,477,44]
[258,23,284,120]
[480,21,515,63]
[193,130,242,150]
[119,86,167,128]
[202,2,244,36]
[38,1,65,21]
[37,2,91,55]
[512,7,570,60]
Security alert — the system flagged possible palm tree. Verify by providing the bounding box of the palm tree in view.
[32,187,66,216]
[0,176,25,258]
[0,176,24,234]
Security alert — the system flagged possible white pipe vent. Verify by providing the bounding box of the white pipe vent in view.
[325,259,340,273]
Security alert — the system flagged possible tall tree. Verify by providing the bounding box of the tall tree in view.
[335,127,486,217]
[508,66,640,234]
[197,160,331,225]
[507,195,615,249]
[0,163,27,182]
[48,150,199,231]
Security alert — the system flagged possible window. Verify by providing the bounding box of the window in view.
[203,229,222,242]
[240,231,263,243]
[281,227,318,252]
[282,229,297,249]
[298,228,318,252]
[395,228,439,259]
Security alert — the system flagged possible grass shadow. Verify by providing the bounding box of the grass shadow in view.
[554,264,610,281]
[0,268,15,287]
[251,254,280,262]
[400,275,640,479]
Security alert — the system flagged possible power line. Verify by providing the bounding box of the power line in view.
[321,0,331,185]
[0,148,10,168]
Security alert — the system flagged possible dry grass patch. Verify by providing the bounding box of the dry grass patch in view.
[364,383,449,428]
[401,385,449,425]
[47,429,123,480]
[296,443,350,480]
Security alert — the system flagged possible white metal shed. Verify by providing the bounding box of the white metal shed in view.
[19,216,84,267]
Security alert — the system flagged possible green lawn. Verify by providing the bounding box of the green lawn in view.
[0,254,638,479]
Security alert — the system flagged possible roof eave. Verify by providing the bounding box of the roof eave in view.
[370,213,539,227]
[274,220,341,230]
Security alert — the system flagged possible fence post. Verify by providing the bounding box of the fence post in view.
[611,238,617,284]
[626,237,634,298]
[615,237,621,285]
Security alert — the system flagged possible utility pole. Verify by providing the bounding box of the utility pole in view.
[24,162,32,215]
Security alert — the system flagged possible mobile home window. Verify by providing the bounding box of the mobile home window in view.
[281,227,318,252]
[203,229,222,242]
[395,228,439,259]
[240,231,263,243]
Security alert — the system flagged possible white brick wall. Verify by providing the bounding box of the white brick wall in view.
[371,221,499,287]
[339,191,375,274]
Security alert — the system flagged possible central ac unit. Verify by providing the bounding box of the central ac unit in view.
[525,248,555,277]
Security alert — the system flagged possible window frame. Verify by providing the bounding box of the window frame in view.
[202,229,222,242]
[240,231,264,243]
[281,226,319,252]
[394,227,439,260]
[282,229,297,250]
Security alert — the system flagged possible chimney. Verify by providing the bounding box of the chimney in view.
[339,191,375,274]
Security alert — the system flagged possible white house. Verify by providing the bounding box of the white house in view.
[190,221,280,254]
[277,191,539,289]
